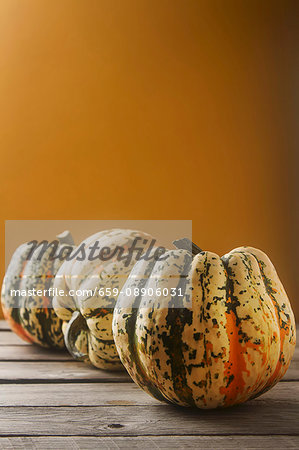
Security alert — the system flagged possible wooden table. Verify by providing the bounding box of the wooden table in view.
[0,320,298,449]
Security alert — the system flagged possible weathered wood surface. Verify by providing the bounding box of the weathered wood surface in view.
[0,436,298,450]
[0,345,72,361]
[0,321,298,448]
[284,359,299,380]
[0,331,30,345]
[1,359,297,383]
[0,361,130,383]
[0,401,298,436]
[0,381,298,407]
[0,322,9,331]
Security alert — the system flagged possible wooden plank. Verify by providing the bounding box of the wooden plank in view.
[0,321,10,331]
[0,383,151,407]
[0,345,72,361]
[284,358,299,380]
[0,361,131,383]
[0,435,298,450]
[0,331,30,346]
[0,360,296,383]
[0,399,298,436]
[0,380,298,407]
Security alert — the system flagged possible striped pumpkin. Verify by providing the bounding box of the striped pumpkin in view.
[53,229,155,370]
[112,240,296,408]
[1,231,74,349]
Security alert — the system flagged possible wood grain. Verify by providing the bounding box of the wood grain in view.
[0,321,298,447]
[0,345,72,361]
[0,435,298,449]
[0,322,9,331]
[0,331,30,346]
[0,401,298,436]
[0,383,152,407]
[0,360,296,384]
[0,361,131,383]
[284,358,299,380]
[0,381,298,407]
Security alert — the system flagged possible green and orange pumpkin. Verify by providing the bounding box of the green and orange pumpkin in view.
[1,231,74,349]
[112,239,296,408]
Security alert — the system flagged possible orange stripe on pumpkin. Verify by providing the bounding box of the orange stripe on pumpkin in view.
[2,306,34,344]
[220,309,249,405]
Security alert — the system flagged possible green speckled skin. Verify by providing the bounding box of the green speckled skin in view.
[112,246,296,408]
[1,242,67,348]
[53,229,155,370]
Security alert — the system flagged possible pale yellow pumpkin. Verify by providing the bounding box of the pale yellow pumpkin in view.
[113,240,296,408]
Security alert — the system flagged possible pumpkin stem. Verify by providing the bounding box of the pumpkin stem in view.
[64,310,89,362]
[56,230,75,246]
[173,238,203,256]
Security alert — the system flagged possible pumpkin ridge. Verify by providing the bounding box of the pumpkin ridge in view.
[20,245,65,348]
[32,254,64,348]
[192,252,212,406]
[230,253,275,400]
[220,255,252,406]
[159,252,195,406]
[243,250,295,390]
[240,253,277,398]
[1,252,34,343]
[123,259,167,402]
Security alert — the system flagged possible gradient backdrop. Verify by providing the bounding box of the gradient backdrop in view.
[0,1,298,319]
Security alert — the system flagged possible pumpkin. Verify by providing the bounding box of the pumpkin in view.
[112,239,296,408]
[53,228,156,370]
[1,231,74,349]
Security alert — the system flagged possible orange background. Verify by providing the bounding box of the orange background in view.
[0,1,298,319]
